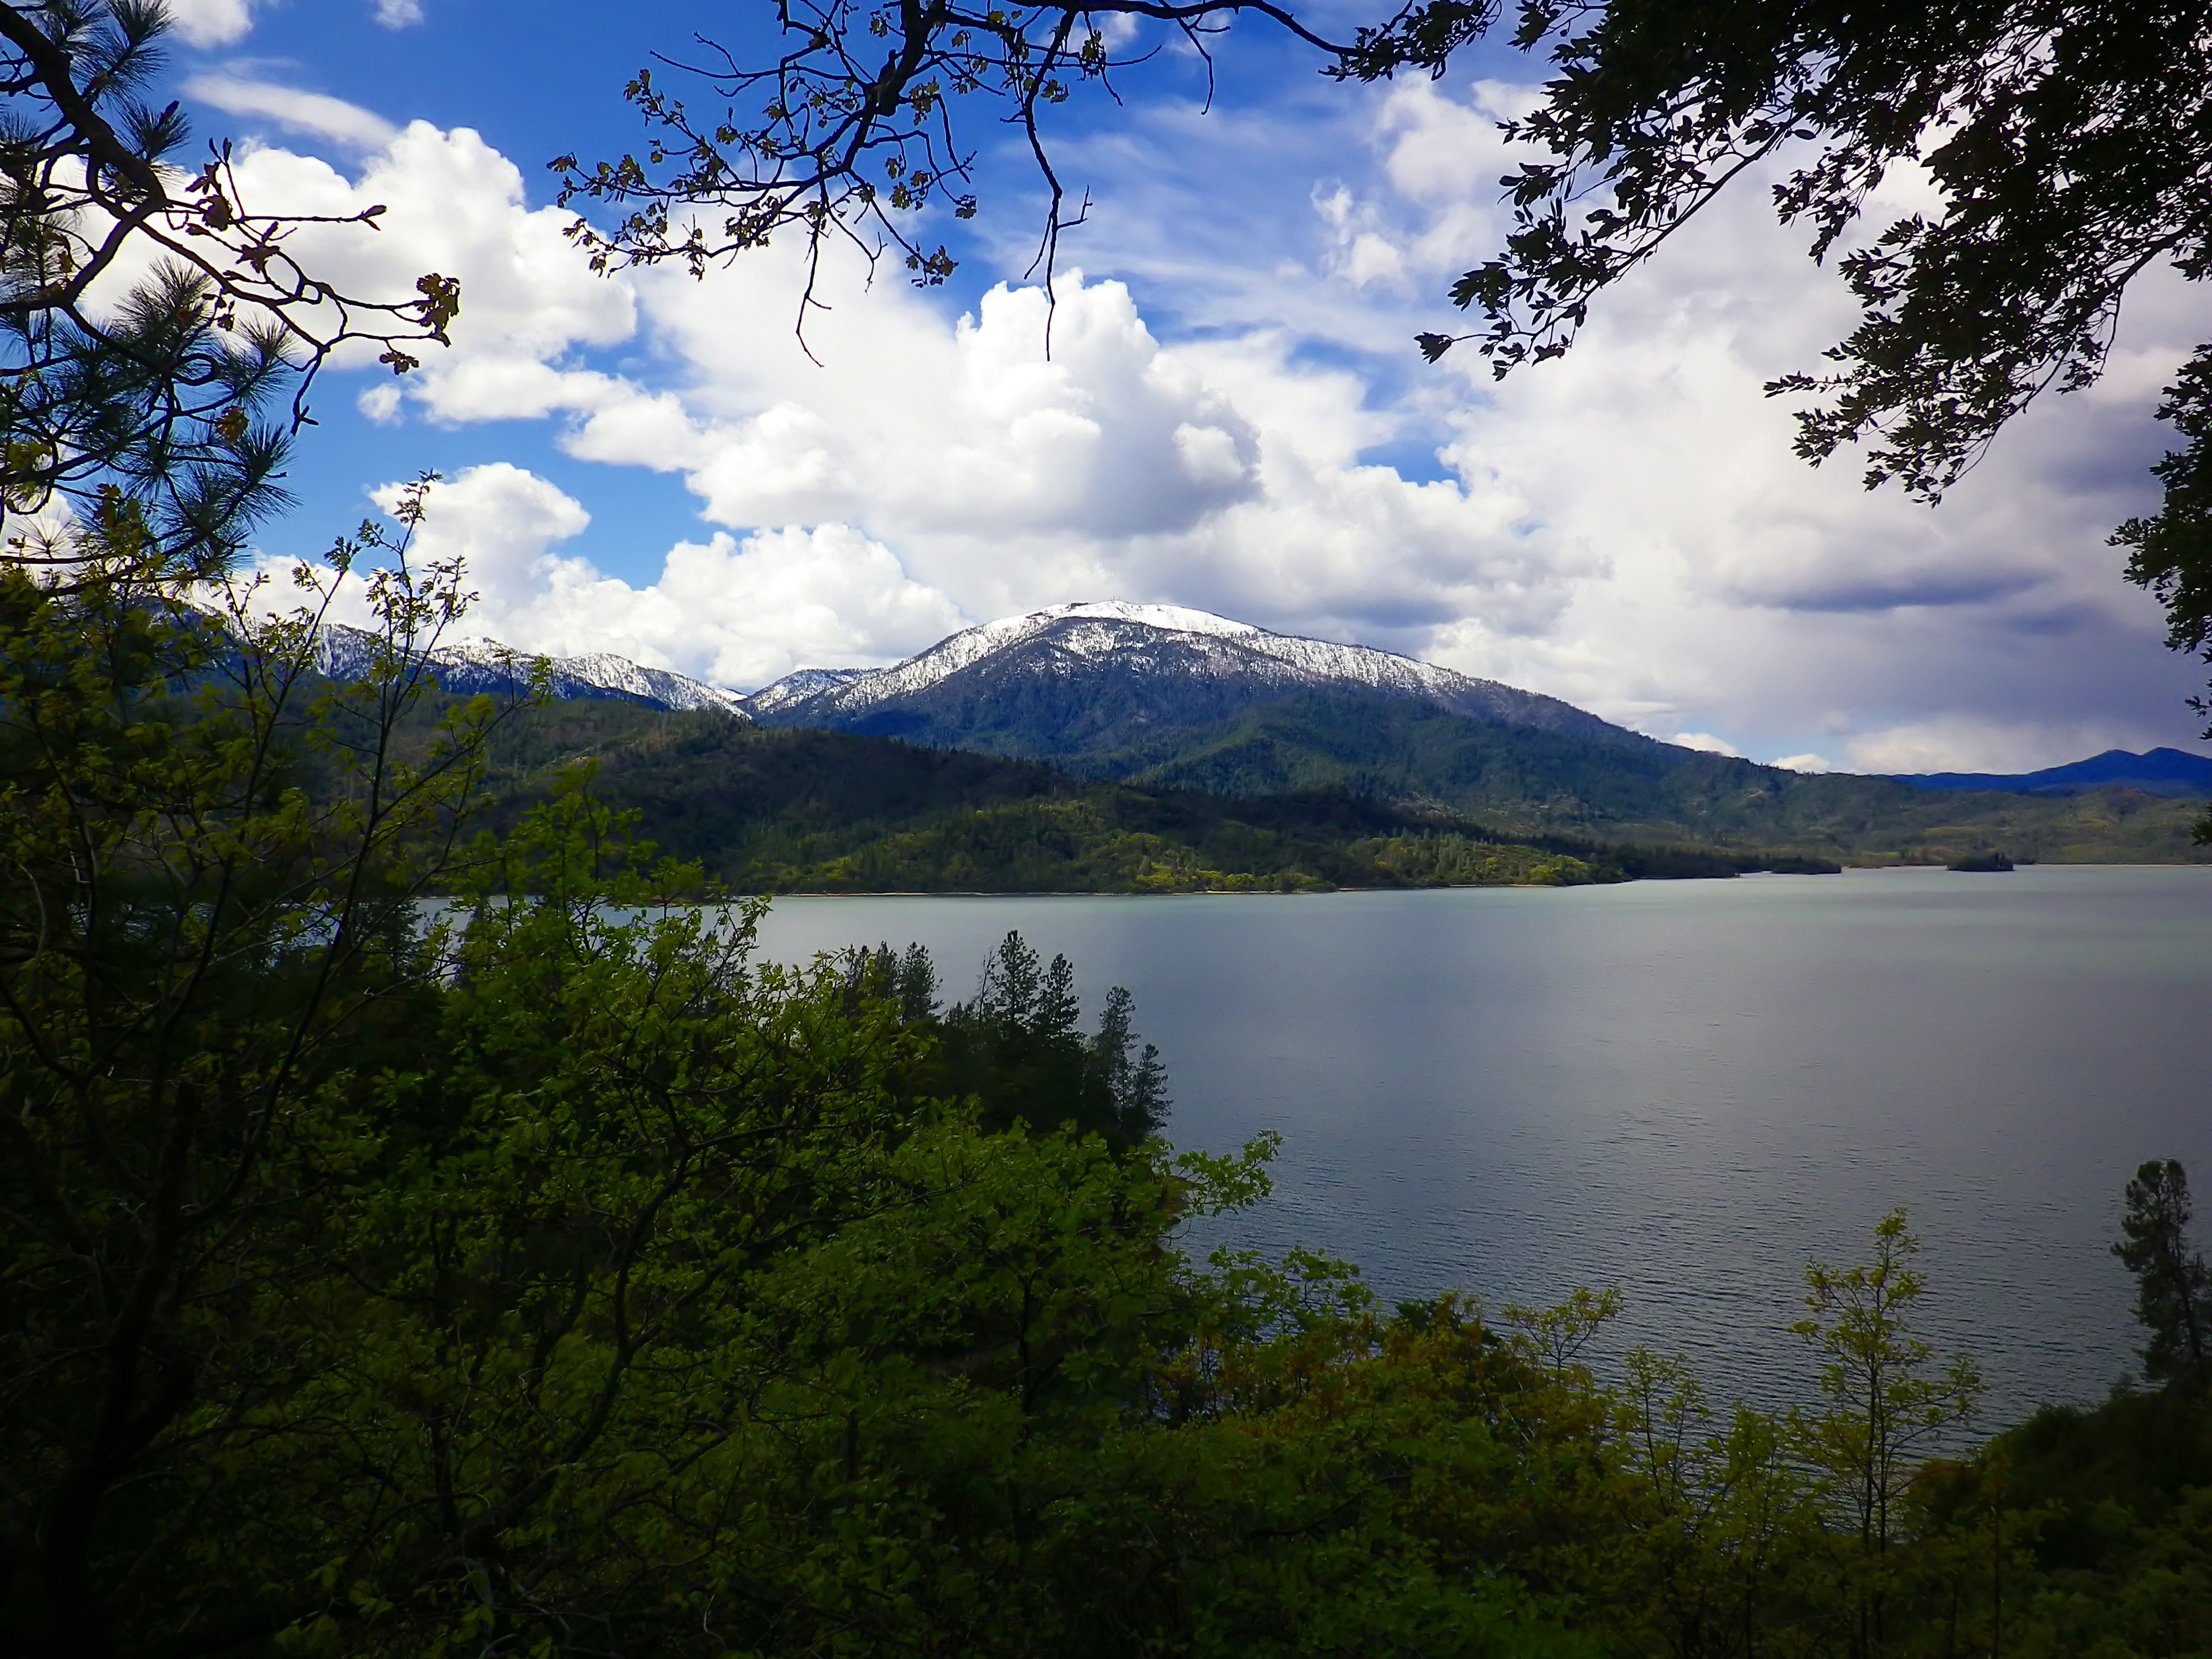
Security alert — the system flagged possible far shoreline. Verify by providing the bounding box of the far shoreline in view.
[752,861,2209,899]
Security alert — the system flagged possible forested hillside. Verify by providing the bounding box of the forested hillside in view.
[454,695,2206,885]
[334,636,2212,869]
[469,702,1835,890]
[1076,692,2212,863]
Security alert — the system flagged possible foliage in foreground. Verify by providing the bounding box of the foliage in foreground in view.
[10,831,2212,1652]
[5,534,2210,1658]
[13,824,2212,1658]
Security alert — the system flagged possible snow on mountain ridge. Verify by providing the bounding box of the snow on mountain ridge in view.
[308,600,1618,741]
[1039,601,1265,641]
[314,626,750,717]
[787,600,1531,719]
[746,666,870,715]
[823,603,1256,707]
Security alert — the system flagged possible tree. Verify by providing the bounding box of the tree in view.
[1354,0,2212,744]
[201,824,949,1658]
[0,13,486,1645]
[0,481,522,1655]
[2,0,458,585]
[937,930,1169,1148]
[557,0,2212,713]
[1611,1348,1827,1659]
[550,0,1351,335]
[2112,1157,2212,1388]
[1791,1210,1984,1659]
[1091,982,1170,1146]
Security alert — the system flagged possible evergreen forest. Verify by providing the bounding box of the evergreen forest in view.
[458,698,1844,893]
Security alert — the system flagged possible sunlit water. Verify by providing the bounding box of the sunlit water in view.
[743,867,2212,1428]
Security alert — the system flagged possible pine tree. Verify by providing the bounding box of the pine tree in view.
[1088,984,1172,1145]
[896,941,938,1023]
[1091,984,1137,1098]
[1037,950,1081,1044]
[1,1,457,585]
[1124,1038,1170,1142]
[2113,1159,2212,1389]
[977,930,1042,1031]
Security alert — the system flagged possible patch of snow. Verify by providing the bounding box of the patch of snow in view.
[744,665,874,715]
[788,599,1583,728]
[828,601,1264,707]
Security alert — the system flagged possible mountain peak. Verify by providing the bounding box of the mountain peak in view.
[750,598,1644,757]
[1008,600,1264,639]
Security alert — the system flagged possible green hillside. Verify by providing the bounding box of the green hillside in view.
[470,704,1837,891]
[1067,693,2212,863]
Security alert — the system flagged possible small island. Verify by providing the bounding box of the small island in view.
[1948,851,2016,872]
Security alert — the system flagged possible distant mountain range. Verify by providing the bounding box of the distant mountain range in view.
[371,601,1646,748]
[363,600,2209,865]
[315,624,751,718]
[1888,748,2212,799]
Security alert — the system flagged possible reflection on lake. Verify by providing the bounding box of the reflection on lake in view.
[746,867,2212,1424]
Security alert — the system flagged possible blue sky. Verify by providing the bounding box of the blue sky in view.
[157,0,2212,772]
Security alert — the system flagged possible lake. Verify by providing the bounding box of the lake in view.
[745,867,2212,1426]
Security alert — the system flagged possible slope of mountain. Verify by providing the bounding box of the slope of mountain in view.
[742,601,2205,859]
[752,602,1643,752]
[745,666,869,716]
[315,625,751,717]
[1070,693,2210,861]
[473,706,1836,892]
[303,599,2206,865]
[1889,747,2212,799]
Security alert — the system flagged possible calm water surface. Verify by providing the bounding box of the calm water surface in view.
[748,868,2212,1424]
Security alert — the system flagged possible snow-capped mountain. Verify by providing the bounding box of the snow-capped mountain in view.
[753,601,1638,751]
[314,625,751,718]
[302,601,1639,759]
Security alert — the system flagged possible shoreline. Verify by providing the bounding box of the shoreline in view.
[752,861,2209,898]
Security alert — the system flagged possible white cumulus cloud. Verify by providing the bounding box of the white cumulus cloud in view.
[164,0,259,47]
[356,464,967,691]
[234,120,1575,658]
[219,121,635,383]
